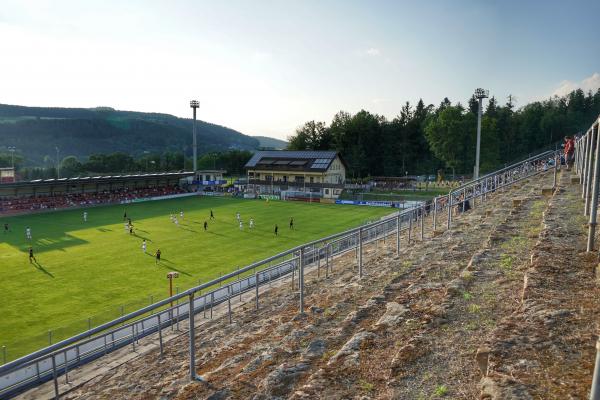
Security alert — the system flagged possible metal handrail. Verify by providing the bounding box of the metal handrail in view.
[574,115,600,400]
[0,148,556,399]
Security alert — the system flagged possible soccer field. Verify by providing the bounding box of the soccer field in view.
[0,196,392,361]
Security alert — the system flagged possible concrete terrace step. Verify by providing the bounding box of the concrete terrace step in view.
[19,172,560,400]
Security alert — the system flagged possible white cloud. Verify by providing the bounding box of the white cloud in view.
[552,72,600,97]
[365,47,381,56]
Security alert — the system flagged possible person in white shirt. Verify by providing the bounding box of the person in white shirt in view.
[83,211,88,222]
[142,240,147,253]
[25,227,32,240]
[239,220,243,231]
[180,211,184,219]
[249,218,255,229]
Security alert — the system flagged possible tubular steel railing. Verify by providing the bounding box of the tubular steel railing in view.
[0,151,559,399]
[574,115,600,400]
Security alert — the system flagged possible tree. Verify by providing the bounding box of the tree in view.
[60,156,83,177]
[424,105,472,173]
[287,121,329,150]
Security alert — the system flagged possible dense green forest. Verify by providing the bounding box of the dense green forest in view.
[288,88,600,178]
[4,150,254,180]
[0,104,259,166]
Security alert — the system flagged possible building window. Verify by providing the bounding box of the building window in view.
[295,176,304,183]
[325,189,329,195]
[310,177,314,183]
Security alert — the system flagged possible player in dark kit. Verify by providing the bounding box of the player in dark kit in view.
[210,209,215,220]
[29,247,36,264]
[123,211,127,220]
[274,224,278,236]
[4,223,8,233]
[289,217,294,229]
[204,221,208,231]
[155,249,161,264]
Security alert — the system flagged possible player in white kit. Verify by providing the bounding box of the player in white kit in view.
[142,239,147,253]
[249,218,255,229]
[83,211,88,222]
[25,227,32,240]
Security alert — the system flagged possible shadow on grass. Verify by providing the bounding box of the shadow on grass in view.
[31,260,54,277]
[157,259,192,277]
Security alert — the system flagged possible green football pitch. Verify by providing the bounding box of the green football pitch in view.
[0,196,392,361]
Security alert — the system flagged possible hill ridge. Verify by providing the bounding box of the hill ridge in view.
[0,103,261,165]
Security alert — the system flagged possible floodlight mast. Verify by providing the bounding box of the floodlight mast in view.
[190,100,199,172]
[474,88,489,179]
[8,146,15,168]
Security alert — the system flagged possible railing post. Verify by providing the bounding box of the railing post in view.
[51,354,59,400]
[408,211,413,243]
[358,228,363,278]
[325,243,330,278]
[291,254,295,289]
[329,243,334,272]
[63,350,69,384]
[590,339,600,400]
[188,292,201,381]
[588,126,600,252]
[227,285,232,324]
[396,212,401,253]
[255,272,260,310]
[586,129,597,216]
[157,313,164,357]
[447,191,453,229]
[317,244,321,278]
[420,207,424,240]
[553,153,558,189]
[299,247,305,315]
[432,197,438,232]
[584,132,592,198]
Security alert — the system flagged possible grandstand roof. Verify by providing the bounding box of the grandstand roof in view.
[0,171,194,189]
[245,150,344,172]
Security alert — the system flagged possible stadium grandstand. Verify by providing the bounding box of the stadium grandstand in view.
[0,172,192,214]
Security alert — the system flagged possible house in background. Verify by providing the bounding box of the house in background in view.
[244,151,346,200]
[187,169,227,192]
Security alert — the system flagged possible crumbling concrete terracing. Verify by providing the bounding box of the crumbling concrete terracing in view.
[19,170,597,400]
[480,171,600,399]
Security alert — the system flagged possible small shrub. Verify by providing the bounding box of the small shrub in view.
[322,349,336,362]
[465,321,479,330]
[359,379,374,392]
[468,304,481,314]
[462,291,473,301]
[434,384,448,396]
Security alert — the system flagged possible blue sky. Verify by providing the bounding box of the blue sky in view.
[0,0,599,139]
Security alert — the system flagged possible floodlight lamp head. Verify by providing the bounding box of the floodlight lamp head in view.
[167,272,179,279]
[190,100,199,109]
[474,88,489,99]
